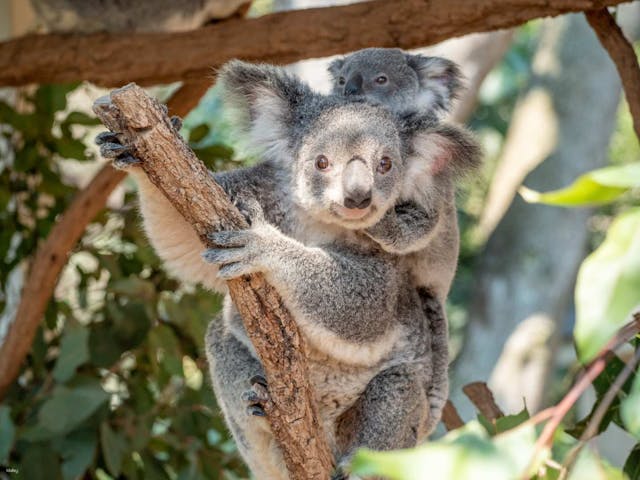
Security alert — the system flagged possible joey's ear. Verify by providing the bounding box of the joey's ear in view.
[410,123,481,178]
[327,58,345,80]
[405,54,464,114]
[218,60,312,160]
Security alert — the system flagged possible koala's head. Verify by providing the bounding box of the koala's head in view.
[218,60,478,230]
[328,48,463,117]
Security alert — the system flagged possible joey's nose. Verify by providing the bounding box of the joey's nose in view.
[344,192,372,210]
[344,74,363,96]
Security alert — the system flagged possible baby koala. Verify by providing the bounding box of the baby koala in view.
[328,47,480,304]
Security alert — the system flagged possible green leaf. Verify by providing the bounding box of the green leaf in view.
[100,422,128,477]
[20,442,62,480]
[574,208,640,362]
[568,447,627,480]
[0,405,15,463]
[34,84,77,115]
[53,324,90,382]
[55,429,97,480]
[494,408,529,433]
[188,124,210,143]
[54,137,88,161]
[37,380,109,435]
[622,372,640,440]
[350,421,537,480]
[624,444,640,480]
[63,111,101,126]
[520,163,640,207]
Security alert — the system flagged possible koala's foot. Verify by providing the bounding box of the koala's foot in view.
[96,131,141,170]
[241,374,269,418]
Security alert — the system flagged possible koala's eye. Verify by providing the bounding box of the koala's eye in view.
[316,155,330,171]
[375,75,388,85]
[377,156,392,174]
[338,77,346,86]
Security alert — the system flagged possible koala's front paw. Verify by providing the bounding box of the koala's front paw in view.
[241,374,269,418]
[96,131,140,170]
[202,224,280,280]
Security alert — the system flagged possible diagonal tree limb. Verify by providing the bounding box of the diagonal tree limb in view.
[585,7,640,140]
[93,84,333,480]
[0,81,210,399]
[0,0,630,87]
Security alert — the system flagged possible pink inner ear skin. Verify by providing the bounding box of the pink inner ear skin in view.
[429,142,451,176]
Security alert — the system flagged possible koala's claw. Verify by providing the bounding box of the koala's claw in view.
[99,142,130,159]
[112,154,141,170]
[95,131,120,146]
[242,374,269,418]
[170,115,183,131]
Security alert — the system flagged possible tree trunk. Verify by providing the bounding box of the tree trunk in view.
[451,13,623,417]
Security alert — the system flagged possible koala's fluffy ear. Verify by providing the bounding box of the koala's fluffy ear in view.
[408,123,481,179]
[405,54,464,114]
[218,60,312,160]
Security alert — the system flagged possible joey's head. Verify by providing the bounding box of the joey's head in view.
[292,103,404,229]
[328,48,463,116]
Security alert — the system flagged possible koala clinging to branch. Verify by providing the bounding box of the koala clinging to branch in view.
[99,60,476,479]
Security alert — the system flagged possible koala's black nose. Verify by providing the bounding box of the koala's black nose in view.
[344,74,363,96]
[344,191,372,210]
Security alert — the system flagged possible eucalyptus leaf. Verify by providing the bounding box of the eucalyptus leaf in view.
[37,381,108,435]
[624,444,640,480]
[53,324,90,383]
[520,163,640,207]
[574,208,640,362]
[0,405,15,463]
[622,373,640,440]
[55,429,97,480]
[100,422,128,477]
[350,421,537,480]
[567,447,627,480]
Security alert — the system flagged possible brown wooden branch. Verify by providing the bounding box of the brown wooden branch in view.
[0,81,209,399]
[92,84,333,480]
[442,400,465,431]
[585,7,640,140]
[462,381,505,421]
[0,0,630,87]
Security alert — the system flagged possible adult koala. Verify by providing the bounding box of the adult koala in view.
[99,60,475,479]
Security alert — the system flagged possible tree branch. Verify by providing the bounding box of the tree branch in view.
[0,0,629,87]
[585,7,640,140]
[92,84,333,480]
[0,81,209,399]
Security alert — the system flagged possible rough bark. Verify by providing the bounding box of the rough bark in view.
[0,0,630,87]
[0,82,209,398]
[452,14,623,417]
[585,8,640,140]
[92,84,333,480]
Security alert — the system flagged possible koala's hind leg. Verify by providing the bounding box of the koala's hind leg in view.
[334,365,429,478]
[205,319,288,480]
[418,288,449,434]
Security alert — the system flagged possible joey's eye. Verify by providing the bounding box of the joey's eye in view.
[338,77,346,86]
[375,75,388,85]
[316,155,330,171]
[377,156,392,174]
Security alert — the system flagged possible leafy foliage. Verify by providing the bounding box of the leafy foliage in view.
[0,84,246,479]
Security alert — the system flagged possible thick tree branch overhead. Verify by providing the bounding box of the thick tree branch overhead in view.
[92,84,333,480]
[0,0,630,87]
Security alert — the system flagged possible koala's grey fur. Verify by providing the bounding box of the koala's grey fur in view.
[30,0,248,33]
[105,60,476,479]
[328,47,463,118]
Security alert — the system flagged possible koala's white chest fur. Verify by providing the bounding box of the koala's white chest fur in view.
[306,347,381,449]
